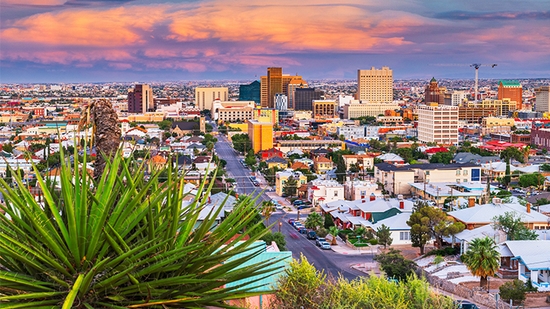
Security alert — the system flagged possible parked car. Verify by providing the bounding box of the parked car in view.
[287,218,295,225]
[315,237,326,247]
[298,205,312,210]
[252,181,260,187]
[275,204,283,210]
[455,300,479,309]
[293,223,304,230]
[298,227,308,234]
[307,230,317,240]
[319,241,331,250]
[293,200,305,206]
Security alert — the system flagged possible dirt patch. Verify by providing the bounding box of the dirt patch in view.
[459,278,512,291]
[525,292,550,308]
[382,244,436,260]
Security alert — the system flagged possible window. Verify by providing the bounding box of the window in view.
[464,179,468,183]
[400,232,410,241]
[456,170,461,176]
[334,191,338,197]
[463,170,468,176]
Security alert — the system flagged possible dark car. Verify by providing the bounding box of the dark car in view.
[455,300,479,309]
[307,230,317,240]
[287,218,295,225]
[293,200,305,206]
[298,205,312,210]
[298,227,308,234]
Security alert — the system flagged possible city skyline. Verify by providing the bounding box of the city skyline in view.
[1,0,549,83]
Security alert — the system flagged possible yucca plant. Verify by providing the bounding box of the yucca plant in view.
[0,146,279,308]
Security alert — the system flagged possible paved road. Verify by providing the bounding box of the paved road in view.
[270,212,370,281]
[214,133,369,280]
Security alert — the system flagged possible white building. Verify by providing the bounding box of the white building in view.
[337,125,379,140]
[344,180,381,201]
[342,101,400,119]
[307,179,345,206]
[417,104,459,145]
[275,94,288,111]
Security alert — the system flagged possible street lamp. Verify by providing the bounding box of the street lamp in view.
[278,220,282,233]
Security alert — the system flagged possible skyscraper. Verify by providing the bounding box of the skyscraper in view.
[294,88,324,111]
[266,67,283,108]
[128,84,154,113]
[424,77,446,105]
[239,81,261,104]
[260,67,306,108]
[356,67,393,103]
[417,105,459,145]
[535,86,550,113]
[498,80,523,110]
[195,87,228,111]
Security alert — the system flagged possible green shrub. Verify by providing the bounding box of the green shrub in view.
[499,279,527,305]
[369,238,379,245]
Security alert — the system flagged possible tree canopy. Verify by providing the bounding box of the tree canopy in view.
[462,236,500,288]
[492,211,538,241]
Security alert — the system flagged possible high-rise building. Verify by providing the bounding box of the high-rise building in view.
[275,94,288,111]
[195,87,228,111]
[239,81,261,104]
[417,104,459,145]
[248,119,273,153]
[128,84,154,113]
[294,88,324,111]
[424,77,446,105]
[535,86,550,113]
[444,90,468,106]
[266,67,283,108]
[356,67,393,103]
[260,67,306,108]
[498,80,523,110]
[287,77,308,109]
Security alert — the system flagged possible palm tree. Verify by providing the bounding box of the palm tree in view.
[0,151,279,308]
[328,226,340,245]
[261,200,276,226]
[500,147,524,187]
[304,212,323,231]
[462,236,500,288]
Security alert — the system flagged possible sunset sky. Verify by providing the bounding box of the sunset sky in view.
[1,0,549,83]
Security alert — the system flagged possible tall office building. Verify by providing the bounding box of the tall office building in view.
[356,67,393,103]
[195,87,228,111]
[417,105,459,145]
[294,88,324,111]
[260,67,306,108]
[287,76,308,109]
[266,67,283,108]
[498,80,523,110]
[128,84,154,113]
[239,81,261,104]
[274,93,288,111]
[535,86,550,113]
[424,77,446,104]
[248,119,273,153]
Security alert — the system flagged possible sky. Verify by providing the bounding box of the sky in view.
[1,0,549,83]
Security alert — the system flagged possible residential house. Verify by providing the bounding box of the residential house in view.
[344,180,381,201]
[450,224,506,255]
[374,163,415,196]
[499,240,550,291]
[275,170,308,196]
[453,152,500,165]
[481,161,540,181]
[448,199,550,231]
[225,241,292,308]
[266,156,288,170]
[171,121,200,137]
[409,181,493,207]
[193,156,217,173]
[376,153,405,165]
[313,156,333,174]
[320,196,413,227]
[259,148,284,161]
[306,179,344,206]
[290,161,310,171]
[342,154,375,172]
